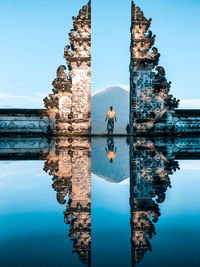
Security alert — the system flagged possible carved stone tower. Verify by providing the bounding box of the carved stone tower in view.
[130,1,179,135]
[44,1,91,135]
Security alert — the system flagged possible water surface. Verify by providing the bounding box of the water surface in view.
[0,137,200,267]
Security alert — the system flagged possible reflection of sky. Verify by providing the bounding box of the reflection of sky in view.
[0,161,84,267]
[92,160,200,267]
[138,160,200,267]
[92,174,131,267]
[0,160,200,266]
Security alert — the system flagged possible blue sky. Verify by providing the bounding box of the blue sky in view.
[0,0,200,108]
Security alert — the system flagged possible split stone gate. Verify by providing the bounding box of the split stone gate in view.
[0,0,200,136]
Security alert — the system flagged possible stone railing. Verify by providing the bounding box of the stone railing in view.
[0,109,52,136]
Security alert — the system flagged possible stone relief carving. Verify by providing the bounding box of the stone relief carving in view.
[44,1,91,136]
[130,1,180,135]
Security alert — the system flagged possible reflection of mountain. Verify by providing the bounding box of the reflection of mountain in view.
[92,87,129,134]
[91,137,129,183]
[44,136,180,267]
[1,136,194,267]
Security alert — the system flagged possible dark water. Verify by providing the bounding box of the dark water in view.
[0,137,200,267]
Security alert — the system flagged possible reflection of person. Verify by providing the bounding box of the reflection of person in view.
[105,106,117,135]
[105,137,117,163]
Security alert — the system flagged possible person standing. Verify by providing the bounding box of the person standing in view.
[105,106,117,135]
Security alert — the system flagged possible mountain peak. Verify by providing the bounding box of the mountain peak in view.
[93,86,128,98]
[92,86,129,134]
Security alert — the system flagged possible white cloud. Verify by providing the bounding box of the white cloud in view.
[1,87,200,110]
[34,92,50,98]
[179,161,200,170]
[0,105,13,108]
[4,85,12,89]
[0,92,44,103]
[0,171,18,177]
[179,99,200,109]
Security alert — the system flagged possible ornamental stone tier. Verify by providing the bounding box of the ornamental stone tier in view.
[1,0,200,136]
[44,0,91,136]
[129,1,180,135]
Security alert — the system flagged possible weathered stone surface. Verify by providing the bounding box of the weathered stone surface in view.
[0,136,52,160]
[44,1,91,136]
[129,1,180,135]
[1,0,200,136]
[0,109,52,135]
[173,109,200,135]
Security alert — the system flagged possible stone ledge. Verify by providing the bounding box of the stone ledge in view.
[175,109,200,116]
[0,108,48,116]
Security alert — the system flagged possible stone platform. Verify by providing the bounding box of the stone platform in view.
[1,108,200,136]
[0,109,52,136]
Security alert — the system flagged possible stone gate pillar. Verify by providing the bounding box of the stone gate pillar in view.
[44,0,91,136]
[129,1,179,135]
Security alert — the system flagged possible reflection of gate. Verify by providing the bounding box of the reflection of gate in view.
[128,136,200,266]
[44,137,91,267]
[1,136,200,267]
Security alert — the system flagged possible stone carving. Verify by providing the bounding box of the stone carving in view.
[44,137,91,266]
[1,1,200,136]
[44,1,91,135]
[130,1,180,135]
[128,137,180,266]
[43,64,71,128]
